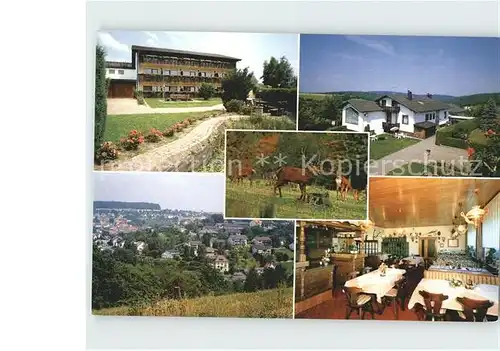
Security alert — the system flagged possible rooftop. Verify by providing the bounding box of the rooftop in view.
[131,45,241,62]
[376,94,451,113]
[346,99,384,113]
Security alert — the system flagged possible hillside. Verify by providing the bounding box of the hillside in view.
[301,91,500,106]
[93,287,293,318]
[93,201,161,210]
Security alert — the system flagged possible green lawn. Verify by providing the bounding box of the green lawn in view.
[104,111,213,143]
[145,97,222,108]
[225,180,367,220]
[387,161,468,177]
[370,134,420,160]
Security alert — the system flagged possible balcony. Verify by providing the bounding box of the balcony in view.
[382,105,400,114]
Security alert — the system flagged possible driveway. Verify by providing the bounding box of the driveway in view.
[107,98,225,115]
[370,135,469,175]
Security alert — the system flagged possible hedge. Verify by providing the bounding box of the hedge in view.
[256,88,297,113]
[468,128,490,150]
[436,125,468,149]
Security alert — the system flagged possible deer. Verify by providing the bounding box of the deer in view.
[273,164,320,201]
[334,168,367,202]
[228,166,256,185]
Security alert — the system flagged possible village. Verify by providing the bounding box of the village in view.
[92,205,295,284]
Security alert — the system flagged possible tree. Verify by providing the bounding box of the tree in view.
[202,233,212,247]
[221,67,256,103]
[198,83,216,100]
[479,98,498,131]
[244,267,261,292]
[94,45,108,149]
[261,56,296,88]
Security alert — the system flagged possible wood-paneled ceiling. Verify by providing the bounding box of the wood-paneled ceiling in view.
[369,177,500,228]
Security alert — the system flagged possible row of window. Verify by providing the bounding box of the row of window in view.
[141,68,224,78]
[142,85,221,93]
[424,111,447,121]
[108,69,125,75]
[139,54,234,69]
[139,76,222,84]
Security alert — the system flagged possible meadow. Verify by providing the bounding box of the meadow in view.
[93,287,293,318]
[225,180,367,220]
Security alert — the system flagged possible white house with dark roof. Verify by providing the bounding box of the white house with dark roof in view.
[342,91,453,138]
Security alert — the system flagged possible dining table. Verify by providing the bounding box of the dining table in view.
[344,268,406,303]
[402,256,423,266]
[407,278,499,316]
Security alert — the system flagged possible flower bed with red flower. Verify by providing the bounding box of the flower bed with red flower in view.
[95,141,119,163]
[120,130,144,150]
[145,128,163,143]
[163,127,175,137]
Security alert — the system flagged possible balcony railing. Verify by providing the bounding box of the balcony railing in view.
[382,105,401,114]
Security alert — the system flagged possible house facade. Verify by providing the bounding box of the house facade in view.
[227,234,248,246]
[105,45,241,99]
[211,255,229,273]
[341,91,452,138]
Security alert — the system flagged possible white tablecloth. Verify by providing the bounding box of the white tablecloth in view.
[407,279,499,316]
[403,256,423,266]
[344,268,406,303]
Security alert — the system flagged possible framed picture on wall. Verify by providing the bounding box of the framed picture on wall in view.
[448,239,459,248]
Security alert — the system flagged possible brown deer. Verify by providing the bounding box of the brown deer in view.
[274,165,320,201]
[229,166,256,185]
[334,169,367,202]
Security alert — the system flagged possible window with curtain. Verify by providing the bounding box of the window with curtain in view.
[482,192,500,250]
[467,224,476,251]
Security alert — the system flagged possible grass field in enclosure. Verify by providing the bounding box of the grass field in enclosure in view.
[93,287,293,318]
[145,98,222,108]
[104,111,213,143]
[225,180,367,220]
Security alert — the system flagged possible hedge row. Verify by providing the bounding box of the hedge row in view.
[435,119,480,149]
[256,88,297,113]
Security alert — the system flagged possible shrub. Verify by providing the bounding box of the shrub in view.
[145,128,163,143]
[134,90,146,105]
[120,130,144,150]
[95,141,119,163]
[221,68,256,104]
[225,99,245,113]
[172,123,184,132]
[468,128,490,150]
[163,128,174,137]
[94,45,108,149]
[378,135,387,140]
[240,105,254,115]
[198,83,216,100]
[436,125,468,149]
[256,88,297,114]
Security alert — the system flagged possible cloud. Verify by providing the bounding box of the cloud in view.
[344,35,395,56]
[97,32,131,61]
[144,31,159,42]
[146,38,159,47]
[332,52,364,61]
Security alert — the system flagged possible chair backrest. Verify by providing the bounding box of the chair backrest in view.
[394,276,408,296]
[363,267,373,274]
[331,264,338,291]
[456,297,494,322]
[344,286,363,306]
[348,271,359,280]
[419,290,449,316]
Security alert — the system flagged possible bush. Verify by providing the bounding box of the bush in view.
[120,130,145,150]
[378,135,387,140]
[240,105,254,115]
[163,128,174,137]
[94,45,108,149]
[145,128,163,143]
[198,83,216,100]
[256,88,297,114]
[221,67,256,104]
[225,99,245,113]
[328,125,348,131]
[95,141,119,163]
[134,90,146,105]
[436,125,468,149]
[172,123,184,132]
[468,128,490,150]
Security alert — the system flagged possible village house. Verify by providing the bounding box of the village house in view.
[134,241,146,254]
[252,243,272,255]
[211,255,229,273]
[227,234,248,246]
[161,250,180,259]
[205,247,216,260]
[341,90,460,139]
[252,236,273,247]
[222,223,246,234]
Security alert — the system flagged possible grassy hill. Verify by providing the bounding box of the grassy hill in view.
[301,91,500,107]
[93,287,293,318]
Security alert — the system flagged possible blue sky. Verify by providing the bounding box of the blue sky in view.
[299,34,500,96]
[98,31,298,83]
[93,172,224,212]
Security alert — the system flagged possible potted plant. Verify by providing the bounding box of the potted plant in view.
[348,244,359,254]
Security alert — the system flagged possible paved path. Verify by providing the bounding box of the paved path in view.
[107,98,225,115]
[108,114,246,172]
[370,135,469,175]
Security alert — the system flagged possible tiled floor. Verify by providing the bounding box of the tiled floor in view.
[295,289,420,321]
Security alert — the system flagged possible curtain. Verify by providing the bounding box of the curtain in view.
[467,224,476,250]
[482,192,500,249]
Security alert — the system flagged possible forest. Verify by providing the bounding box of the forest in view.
[94,201,161,210]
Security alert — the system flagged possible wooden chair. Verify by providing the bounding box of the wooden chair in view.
[331,264,338,297]
[383,276,408,319]
[456,297,494,322]
[343,286,375,320]
[418,290,449,321]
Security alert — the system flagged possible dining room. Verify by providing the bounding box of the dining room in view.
[295,177,500,322]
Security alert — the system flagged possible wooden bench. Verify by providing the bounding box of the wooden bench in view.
[424,270,500,285]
